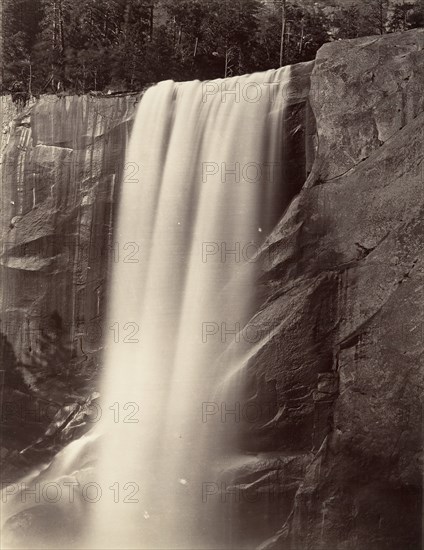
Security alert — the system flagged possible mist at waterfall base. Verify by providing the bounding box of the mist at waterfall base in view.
[1,67,293,549]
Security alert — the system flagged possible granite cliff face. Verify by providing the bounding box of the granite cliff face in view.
[0,93,140,479]
[1,29,423,550]
[250,29,424,549]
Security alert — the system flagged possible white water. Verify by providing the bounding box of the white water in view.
[88,67,292,549]
[1,67,293,550]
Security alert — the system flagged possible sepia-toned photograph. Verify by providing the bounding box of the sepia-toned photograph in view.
[0,1,423,549]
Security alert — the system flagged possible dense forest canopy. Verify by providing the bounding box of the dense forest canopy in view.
[1,0,424,98]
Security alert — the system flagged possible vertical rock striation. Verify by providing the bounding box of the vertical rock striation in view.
[0,94,140,479]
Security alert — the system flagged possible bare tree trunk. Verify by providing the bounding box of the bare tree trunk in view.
[279,0,287,66]
[149,5,154,40]
[123,2,131,48]
[379,0,385,34]
[51,0,57,89]
[172,16,176,49]
[52,0,57,49]
[28,61,32,97]
[299,17,304,55]
[58,0,65,52]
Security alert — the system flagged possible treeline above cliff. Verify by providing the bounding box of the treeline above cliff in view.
[2,0,424,98]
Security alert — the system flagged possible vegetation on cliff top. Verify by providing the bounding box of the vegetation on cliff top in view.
[2,0,424,99]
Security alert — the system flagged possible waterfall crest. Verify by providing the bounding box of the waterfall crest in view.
[90,67,292,549]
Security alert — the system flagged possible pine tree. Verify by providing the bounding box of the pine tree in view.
[388,2,422,32]
[2,0,42,96]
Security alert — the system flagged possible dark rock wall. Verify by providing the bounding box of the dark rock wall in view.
[254,29,424,550]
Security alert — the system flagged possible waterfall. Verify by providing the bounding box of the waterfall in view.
[89,67,292,549]
[0,67,293,550]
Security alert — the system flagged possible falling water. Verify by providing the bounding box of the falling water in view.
[88,66,293,549]
[0,67,294,550]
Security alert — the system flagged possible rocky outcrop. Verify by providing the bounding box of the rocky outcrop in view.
[245,29,424,549]
[0,93,140,480]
